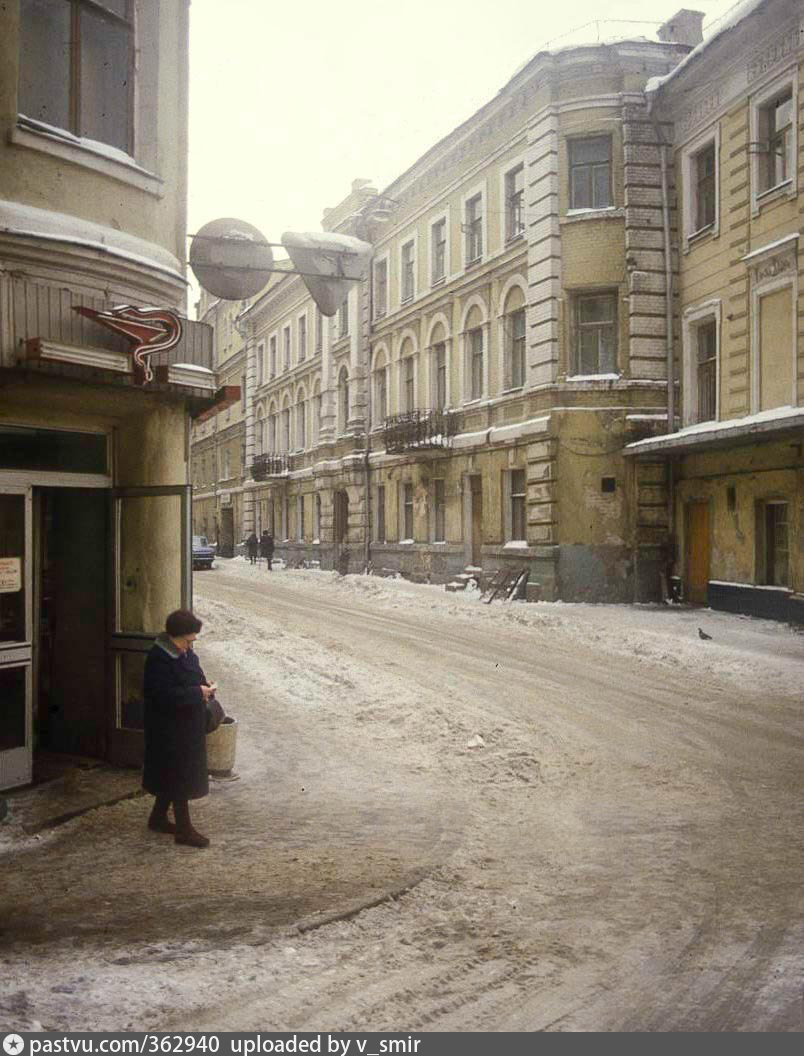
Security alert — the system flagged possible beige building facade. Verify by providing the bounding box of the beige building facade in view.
[628,0,804,622]
[0,0,216,789]
[222,27,698,600]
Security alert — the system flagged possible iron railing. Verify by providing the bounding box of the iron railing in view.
[383,409,458,454]
[251,453,291,480]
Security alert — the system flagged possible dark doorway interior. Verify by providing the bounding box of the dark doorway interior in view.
[37,488,107,758]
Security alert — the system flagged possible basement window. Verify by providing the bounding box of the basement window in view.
[601,476,616,494]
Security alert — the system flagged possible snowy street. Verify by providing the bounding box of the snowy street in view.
[2,560,803,1031]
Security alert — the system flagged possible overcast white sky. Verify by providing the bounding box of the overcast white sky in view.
[187,0,740,252]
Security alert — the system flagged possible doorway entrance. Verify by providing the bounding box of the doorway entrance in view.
[686,501,711,604]
[470,475,483,567]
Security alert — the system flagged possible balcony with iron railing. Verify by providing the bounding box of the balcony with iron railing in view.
[382,408,459,454]
[251,453,292,480]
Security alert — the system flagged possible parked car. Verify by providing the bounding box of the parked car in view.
[192,535,215,570]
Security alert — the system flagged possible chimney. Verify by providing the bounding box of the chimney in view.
[657,9,704,48]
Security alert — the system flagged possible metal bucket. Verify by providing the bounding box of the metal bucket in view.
[206,716,237,776]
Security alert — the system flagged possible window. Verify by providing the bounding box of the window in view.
[374,363,388,425]
[268,412,277,451]
[469,328,484,400]
[401,241,415,303]
[19,0,134,153]
[282,407,291,452]
[256,342,264,387]
[573,293,617,375]
[403,482,414,540]
[296,399,306,449]
[693,142,716,232]
[696,320,717,423]
[403,357,415,413]
[315,310,323,353]
[510,469,526,541]
[758,90,793,193]
[505,164,525,241]
[283,326,291,370]
[297,495,305,541]
[376,485,386,543]
[338,297,349,339]
[434,343,447,409]
[465,194,483,263]
[269,335,277,377]
[506,309,526,390]
[338,366,349,432]
[313,391,322,443]
[433,479,446,543]
[223,447,231,480]
[298,315,307,362]
[757,501,789,587]
[569,136,612,210]
[374,259,388,318]
[240,373,246,411]
[431,219,446,284]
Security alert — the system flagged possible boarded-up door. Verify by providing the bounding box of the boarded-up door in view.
[687,501,710,604]
[759,286,793,411]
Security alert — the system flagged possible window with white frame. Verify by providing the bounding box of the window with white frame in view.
[403,355,415,413]
[464,194,483,263]
[296,397,306,449]
[256,342,264,387]
[433,343,447,409]
[505,164,525,241]
[431,218,446,284]
[758,89,793,194]
[283,326,291,370]
[401,240,415,303]
[374,258,388,318]
[433,479,446,543]
[505,308,526,390]
[510,469,526,542]
[695,319,717,423]
[693,141,716,233]
[569,136,612,210]
[572,292,617,375]
[468,327,484,401]
[269,335,277,377]
[298,314,307,362]
[19,0,134,153]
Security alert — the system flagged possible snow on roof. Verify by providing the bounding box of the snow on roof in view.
[626,404,804,453]
[646,0,769,96]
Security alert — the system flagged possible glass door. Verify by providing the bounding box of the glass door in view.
[0,486,33,790]
[107,486,191,767]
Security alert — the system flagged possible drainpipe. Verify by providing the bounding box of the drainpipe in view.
[650,99,676,594]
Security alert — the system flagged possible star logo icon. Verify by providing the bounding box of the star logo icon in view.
[3,1036,24,1056]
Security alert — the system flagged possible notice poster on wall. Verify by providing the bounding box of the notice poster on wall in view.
[0,557,22,593]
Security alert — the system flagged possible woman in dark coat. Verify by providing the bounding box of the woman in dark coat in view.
[143,609,216,848]
[259,530,274,571]
[245,532,258,564]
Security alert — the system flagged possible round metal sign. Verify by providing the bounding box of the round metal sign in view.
[189,218,274,300]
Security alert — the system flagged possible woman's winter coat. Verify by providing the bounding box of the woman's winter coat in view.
[143,635,209,801]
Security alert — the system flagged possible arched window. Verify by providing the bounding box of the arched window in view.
[311,379,321,444]
[462,303,485,402]
[372,350,388,427]
[399,337,417,414]
[338,366,349,433]
[255,407,265,455]
[296,389,306,450]
[268,403,277,451]
[502,285,526,391]
[282,401,291,452]
[428,321,448,410]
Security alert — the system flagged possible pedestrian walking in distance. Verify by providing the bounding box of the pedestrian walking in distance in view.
[143,609,217,848]
[260,529,274,571]
[246,531,258,565]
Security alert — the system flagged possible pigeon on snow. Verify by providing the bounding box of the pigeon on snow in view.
[698,628,713,641]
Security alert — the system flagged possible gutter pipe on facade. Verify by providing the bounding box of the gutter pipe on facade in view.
[649,98,676,591]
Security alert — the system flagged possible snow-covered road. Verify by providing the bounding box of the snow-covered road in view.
[2,562,802,1031]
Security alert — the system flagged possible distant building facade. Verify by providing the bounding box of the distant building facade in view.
[627,0,804,621]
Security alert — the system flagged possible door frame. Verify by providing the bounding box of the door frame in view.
[685,498,712,605]
[107,485,192,766]
[0,482,33,790]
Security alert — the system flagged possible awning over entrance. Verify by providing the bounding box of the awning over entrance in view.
[625,406,804,458]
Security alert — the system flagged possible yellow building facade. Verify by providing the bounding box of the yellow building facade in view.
[0,0,215,788]
[628,0,803,621]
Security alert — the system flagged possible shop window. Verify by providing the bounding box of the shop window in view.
[569,136,611,210]
[19,0,134,153]
[433,479,446,542]
[0,426,107,474]
[572,292,617,375]
[756,501,789,587]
